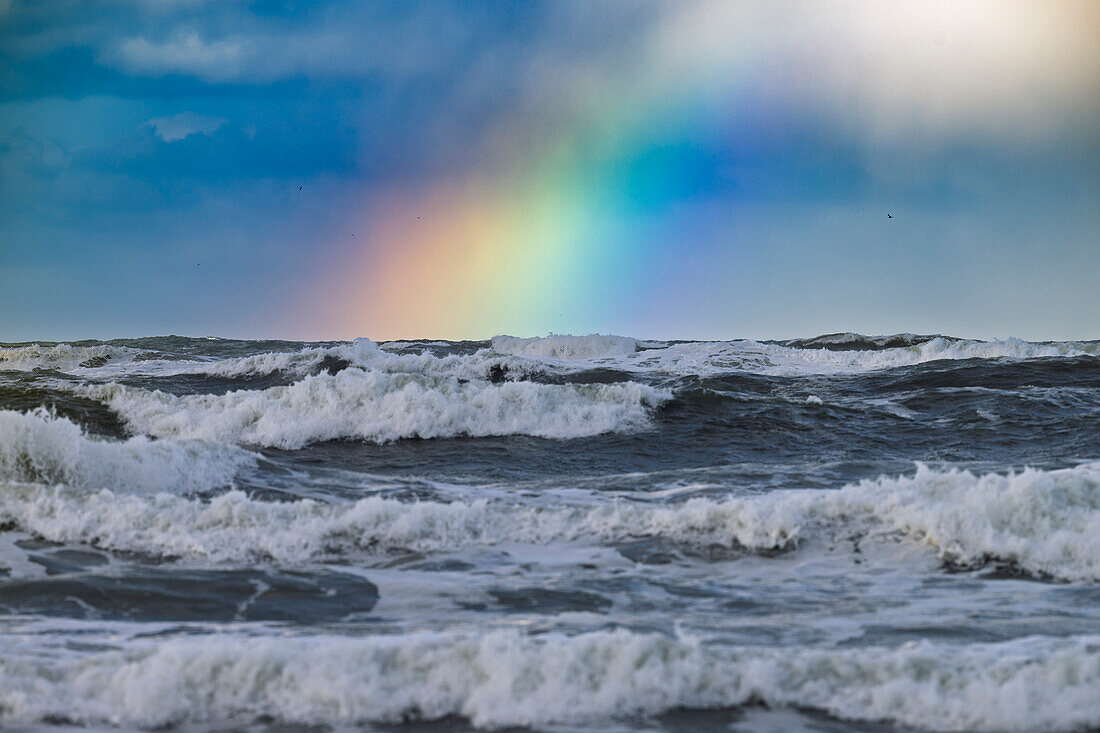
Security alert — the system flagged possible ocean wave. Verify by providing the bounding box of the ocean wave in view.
[0,343,140,372]
[201,333,1099,383]
[195,338,537,382]
[3,464,1098,579]
[783,332,943,350]
[10,335,1097,383]
[69,338,533,386]
[0,409,256,493]
[0,339,506,384]
[491,334,641,359]
[0,482,789,564]
[1,629,1096,730]
[471,334,1100,378]
[77,369,670,449]
[199,334,1100,381]
[168,338,387,379]
[833,462,1100,579]
[618,337,1100,377]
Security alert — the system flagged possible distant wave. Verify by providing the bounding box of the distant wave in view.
[1,629,1097,730]
[5,464,1098,580]
[0,343,142,372]
[781,331,946,350]
[0,409,256,493]
[611,336,1100,376]
[485,333,1099,377]
[491,333,641,359]
[12,338,534,384]
[7,334,1095,379]
[176,338,491,380]
[76,369,671,449]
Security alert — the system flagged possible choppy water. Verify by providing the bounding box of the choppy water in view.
[1,333,1099,732]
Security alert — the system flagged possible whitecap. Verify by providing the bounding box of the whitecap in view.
[76,369,670,449]
[0,629,1096,731]
[491,333,641,359]
[0,409,256,493]
[3,463,1098,580]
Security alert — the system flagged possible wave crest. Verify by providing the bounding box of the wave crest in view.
[0,409,256,493]
[78,369,670,449]
[11,335,1097,381]
[1,630,1097,730]
[491,334,641,359]
[0,343,140,372]
[3,464,1098,579]
[623,337,1100,376]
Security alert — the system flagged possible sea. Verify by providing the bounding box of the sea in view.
[0,333,1098,732]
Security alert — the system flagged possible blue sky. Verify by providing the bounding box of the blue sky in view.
[1,1,1097,341]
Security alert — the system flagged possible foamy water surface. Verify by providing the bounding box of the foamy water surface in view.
[1,333,1099,732]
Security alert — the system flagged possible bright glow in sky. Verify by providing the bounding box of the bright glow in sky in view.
[1,1,1098,341]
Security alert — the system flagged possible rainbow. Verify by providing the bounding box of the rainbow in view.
[308,1,1095,341]
[314,48,742,340]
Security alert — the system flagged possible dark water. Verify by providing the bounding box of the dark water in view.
[1,334,1098,732]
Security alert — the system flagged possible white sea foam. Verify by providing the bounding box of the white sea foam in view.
[275,334,1099,378]
[823,462,1100,579]
[75,338,537,385]
[3,464,1097,579]
[612,336,1100,377]
[197,338,537,382]
[491,334,641,359]
[76,369,670,449]
[17,334,1094,382]
[0,629,1096,730]
[122,333,1075,385]
[0,409,256,493]
[0,339,510,384]
[0,483,786,564]
[0,343,140,372]
[183,339,390,379]
[439,334,1099,379]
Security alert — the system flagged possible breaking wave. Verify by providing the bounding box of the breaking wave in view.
[479,333,1100,377]
[158,338,513,382]
[3,464,1097,579]
[77,369,670,449]
[12,335,1095,383]
[616,337,1100,377]
[782,332,943,350]
[0,343,140,372]
[491,333,642,359]
[1,629,1096,731]
[0,409,256,493]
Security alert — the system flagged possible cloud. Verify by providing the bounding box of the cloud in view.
[6,0,1096,187]
[435,0,1100,195]
[146,111,227,142]
[647,0,1100,144]
[102,3,478,83]
[116,33,245,81]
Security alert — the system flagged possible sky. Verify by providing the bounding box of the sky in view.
[1,0,1098,342]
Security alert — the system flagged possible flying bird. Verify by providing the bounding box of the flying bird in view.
[887,213,893,219]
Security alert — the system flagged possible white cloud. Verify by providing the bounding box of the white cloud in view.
[464,0,1100,186]
[147,111,227,142]
[648,0,1100,144]
[105,5,474,83]
[116,33,246,81]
